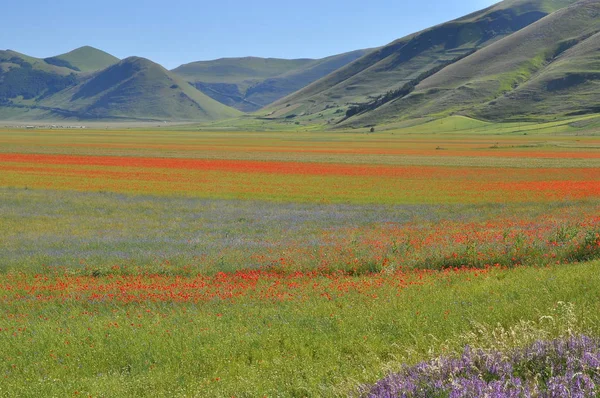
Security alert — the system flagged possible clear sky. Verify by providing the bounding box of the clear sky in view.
[4,0,499,69]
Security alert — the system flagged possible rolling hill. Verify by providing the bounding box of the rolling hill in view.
[0,55,241,121]
[44,46,120,73]
[172,50,371,112]
[342,0,600,127]
[260,0,579,125]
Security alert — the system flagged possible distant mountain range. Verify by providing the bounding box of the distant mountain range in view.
[0,49,240,121]
[1,0,599,126]
[0,45,370,121]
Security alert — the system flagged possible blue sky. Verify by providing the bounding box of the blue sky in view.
[4,0,498,69]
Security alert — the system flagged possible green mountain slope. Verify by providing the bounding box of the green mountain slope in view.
[44,46,119,72]
[344,0,600,126]
[173,57,314,83]
[260,0,577,125]
[475,20,600,119]
[0,50,79,109]
[172,50,371,111]
[35,57,241,121]
[0,50,76,75]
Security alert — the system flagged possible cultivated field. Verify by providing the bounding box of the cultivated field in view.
[1,122,600,396]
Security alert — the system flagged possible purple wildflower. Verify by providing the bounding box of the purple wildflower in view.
[363,335,600,397]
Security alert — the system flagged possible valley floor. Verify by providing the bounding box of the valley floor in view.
[1,122,600,396]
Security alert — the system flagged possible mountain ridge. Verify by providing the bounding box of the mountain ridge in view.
[341,0,600,127]
[171,49,372,111]
[0,56,240,121]
[260,0,580,126]
[2,0,599,125]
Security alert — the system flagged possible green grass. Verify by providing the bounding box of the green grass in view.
[192,111,600,135]
[0,50,74,75]
[172,57,315,84]
[476,30,600,120]
[383,114,600,135]
[1,260,599,397]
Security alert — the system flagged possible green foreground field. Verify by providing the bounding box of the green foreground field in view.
[2,260,600,397]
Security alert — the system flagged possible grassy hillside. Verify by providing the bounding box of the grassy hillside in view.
[0,50,80,116]
[344,0,600,127]
[0,46,241,122]
[173,57,313,83]
[259,0,577,126]
[242,50,372,110]
[0,50,76,75]
[476,29,600,119]
[45,46,119,72]
[36,57,241,121]
[172,50,371,112]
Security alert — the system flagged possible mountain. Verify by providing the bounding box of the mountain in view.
[260,0,578,125]
[44,46,119,72]
[0,50,79,104]
[471,3,600,120]
[0,55,241,121]
[342,0,600,126]
[172,50,371,112]
[173,57,314,84]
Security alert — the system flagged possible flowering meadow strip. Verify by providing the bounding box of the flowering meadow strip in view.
[6,143,600,159]
[1,262,600,396]
[4,153,600,178]
[1,153,600,203]
[0,267,481,305]
[2,189,600,274]
[3,127,600,158]
[362,335,600,397]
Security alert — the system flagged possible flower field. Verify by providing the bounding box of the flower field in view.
[2,151,600,205]
[1,127,600,396]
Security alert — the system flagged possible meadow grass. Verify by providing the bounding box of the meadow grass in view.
[2,127,600,396]
[1,261,599,397]
[2,189,600,275]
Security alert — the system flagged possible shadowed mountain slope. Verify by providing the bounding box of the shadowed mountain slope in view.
[260,0,577,125]
[344,0,600,126]
[172,50,371,111]
[0,55,241,121]
[37,57,242,120]
[0,50,79,107]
